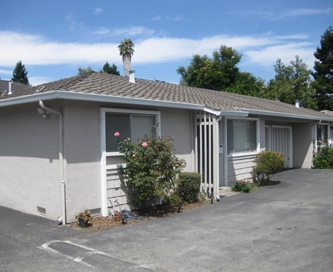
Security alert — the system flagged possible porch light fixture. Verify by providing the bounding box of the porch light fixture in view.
[37,108,48,118]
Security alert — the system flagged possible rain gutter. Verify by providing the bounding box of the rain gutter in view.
[235,107,333,122]
[0,90,206,111]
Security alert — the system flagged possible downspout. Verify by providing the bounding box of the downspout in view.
[223,116,228,186]
[39,101,66,225]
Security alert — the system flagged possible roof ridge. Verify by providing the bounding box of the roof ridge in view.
[56,71,96,90]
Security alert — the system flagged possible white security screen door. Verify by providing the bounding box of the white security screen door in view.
[271,126,292,168]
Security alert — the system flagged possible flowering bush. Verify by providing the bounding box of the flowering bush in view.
[231,180,253,193]
[253,150,286,182]
[117,133,186,211]
[313,140,333,169]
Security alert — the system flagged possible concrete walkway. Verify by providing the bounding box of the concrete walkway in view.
[1,169,333,271]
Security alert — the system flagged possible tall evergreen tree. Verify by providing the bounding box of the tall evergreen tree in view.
[100,62,120,75]
[265,56,316,109]
[227,72,266,97]
[177,45,268,97]
[311,26,333,110]
[12,61,30,86]
[177,45,242,91]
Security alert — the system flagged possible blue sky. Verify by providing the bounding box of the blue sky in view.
[0,0,332,86]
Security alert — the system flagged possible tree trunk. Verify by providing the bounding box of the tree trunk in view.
[123,54,132,77]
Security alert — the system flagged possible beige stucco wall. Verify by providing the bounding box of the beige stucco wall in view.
[0,103,61,220]
[0,100,195,222]
[293,122,314,168]
[63,101,102,221]
[160,108,194,171]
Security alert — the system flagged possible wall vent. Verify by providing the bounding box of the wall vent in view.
[37,206,46,215]
[89,208,101,216]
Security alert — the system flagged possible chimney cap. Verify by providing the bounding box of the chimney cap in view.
[129,70,135,83]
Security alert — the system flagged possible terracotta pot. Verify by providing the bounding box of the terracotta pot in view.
[113,211,121,222]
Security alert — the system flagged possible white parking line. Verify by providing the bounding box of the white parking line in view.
[40,240,154,271]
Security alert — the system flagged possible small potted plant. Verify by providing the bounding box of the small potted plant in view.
[75,209,93,228]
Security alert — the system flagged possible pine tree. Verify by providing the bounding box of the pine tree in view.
[12,61,30,86]
[100,62,120,75]
[312,26,333,110]
[265,56,317,109]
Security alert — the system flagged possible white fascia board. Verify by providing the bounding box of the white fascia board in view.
[236,107,333,122]
[219,110,249,117]
[0,90,206,111]
[0,92,59,107]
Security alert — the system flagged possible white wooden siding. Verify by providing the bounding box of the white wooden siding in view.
[105,165,131,214]
[227,155,256,183]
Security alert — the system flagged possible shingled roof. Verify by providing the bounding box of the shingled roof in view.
[1,72,332,121]
[0,80,28,95]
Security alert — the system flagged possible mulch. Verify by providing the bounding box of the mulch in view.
[71,200,211,232]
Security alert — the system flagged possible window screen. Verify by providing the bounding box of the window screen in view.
[106,113,155,152]
[227,119,257,154]
[131,115,155,141]
[106,114,131,151]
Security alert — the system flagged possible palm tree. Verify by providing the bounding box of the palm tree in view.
[118,39,134,77]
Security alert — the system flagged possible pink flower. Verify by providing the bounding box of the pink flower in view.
[114,132,120,137]
[142,142,148,148]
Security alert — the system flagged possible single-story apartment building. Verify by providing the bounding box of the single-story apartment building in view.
[1,71,332,224]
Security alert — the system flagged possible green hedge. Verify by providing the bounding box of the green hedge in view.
[177,172,201,203]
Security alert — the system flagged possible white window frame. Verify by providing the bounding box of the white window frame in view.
[100,108,161,157]
[226,117,260,157]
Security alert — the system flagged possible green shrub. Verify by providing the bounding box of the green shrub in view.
[177,172,201,203]
[118,135,186,211]
[313,144,333,169]
[253,150,286,182]
[231,180,253,193]
[164,191,182,205]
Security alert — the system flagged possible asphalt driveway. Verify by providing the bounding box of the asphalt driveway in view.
[1,169,333,271]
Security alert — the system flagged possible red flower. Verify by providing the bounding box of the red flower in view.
[142,142,148,148]
[114,132,120,137]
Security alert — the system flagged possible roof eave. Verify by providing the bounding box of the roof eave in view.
[236,107,333,122]
[0,90,206,111]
